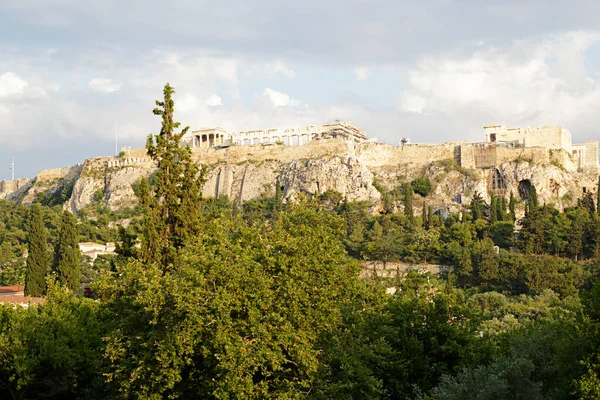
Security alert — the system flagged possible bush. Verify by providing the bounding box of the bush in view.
[411,177,432,197]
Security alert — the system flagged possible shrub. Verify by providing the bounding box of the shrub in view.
[411,177,432,197]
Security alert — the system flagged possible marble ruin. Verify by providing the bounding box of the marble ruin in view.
[483,124,599,172]
[182,120,367,149]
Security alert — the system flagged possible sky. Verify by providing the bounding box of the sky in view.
[2,0,600,178]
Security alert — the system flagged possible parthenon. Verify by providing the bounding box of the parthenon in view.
[182,120,367,149]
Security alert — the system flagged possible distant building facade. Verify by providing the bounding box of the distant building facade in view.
[182,120,367,149]
[483,124,599,172]
[79,242,116,260]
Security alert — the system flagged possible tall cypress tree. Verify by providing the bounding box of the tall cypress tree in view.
[53,211,81,292]
[274,179,283,213]
[404,183,414,224]
[471,192,484,221]
[509,191,516,221]
[528,185,539,211]
[24,204,48,297]
[496,196,505,222]
[422,202,427,228]
[427,205,433,230]
[144,83,206,266]
[490,196,498,223]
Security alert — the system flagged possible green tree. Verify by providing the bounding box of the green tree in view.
[53,211,81,292]
[411,177,432,197]
[422,202,428,229]
[471,192,485,222]
[427,205,433,230]
[404,183,414,224]
[490,196,498,223]
[0,284,106,398]
[24,204,48,297]
[509,191,517,221]
[528,185,539,213]
[581,192,596,215]
[97,201,365,399]
[143,83,206,266]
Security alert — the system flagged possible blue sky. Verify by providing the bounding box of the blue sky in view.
[2,0,600,178]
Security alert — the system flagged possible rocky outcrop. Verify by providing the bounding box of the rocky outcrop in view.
[66,156,155,213]
[1,139,597,215]
[21,165,83,205]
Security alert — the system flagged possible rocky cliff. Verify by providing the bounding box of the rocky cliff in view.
[1,139,597,215]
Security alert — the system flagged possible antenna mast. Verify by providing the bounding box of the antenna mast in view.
[10,157,14,180]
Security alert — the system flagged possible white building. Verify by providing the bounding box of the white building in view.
[183,121,367,149]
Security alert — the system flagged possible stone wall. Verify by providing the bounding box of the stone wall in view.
[496,146,548,165]
[585,141,599,173]
[191,139,351,165]
[356,142,460,167]
[0,178,32,195]
[36,166,77,182]
[361,261,451,278]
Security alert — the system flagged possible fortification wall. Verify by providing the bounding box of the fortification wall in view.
[121,147,150,159]
[585,141,599,172]
[191,139,350,165]
[36,165,84,182]
[496,146,548,165]
[355,142,460,167]
[0,178,31,194]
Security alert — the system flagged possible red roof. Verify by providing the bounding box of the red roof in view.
[0,286,24,294]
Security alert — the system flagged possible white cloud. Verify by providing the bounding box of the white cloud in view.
[177,93,198,113]
[0,72,28,97]
[88,78,122,93]
[265,60,296,79]
[205,94,223,107]
[353,66,371,81]
[397,31,600,140]
[262,88,299,107]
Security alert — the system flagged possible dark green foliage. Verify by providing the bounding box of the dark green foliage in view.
[24,204,48,297]
[97,201,364,398]
[411,177,432,197]
[581,192,596,215]
[528,184,539,212]
[471,192,484,221]
[509,191,516,221]
[427,205,433,230]
[115,225,138,261]
[53,211,81,292]
[0,285,107,398]
[403,183,414,224]
[142,83,206,266]
[490,196,498,223]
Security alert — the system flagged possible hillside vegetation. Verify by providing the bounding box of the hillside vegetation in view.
[1,85,600,399]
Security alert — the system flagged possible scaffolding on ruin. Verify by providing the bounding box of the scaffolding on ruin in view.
[473,143,497,168]
[489,168,507,197]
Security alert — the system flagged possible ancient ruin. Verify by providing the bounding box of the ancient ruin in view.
[483,124,599,173]
[1,122,599,216]
[182,120,367,149]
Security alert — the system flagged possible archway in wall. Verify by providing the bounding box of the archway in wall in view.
[518,179,532,201]
[490,168,507,196]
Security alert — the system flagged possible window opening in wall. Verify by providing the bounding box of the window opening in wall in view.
[490,134,496,142]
